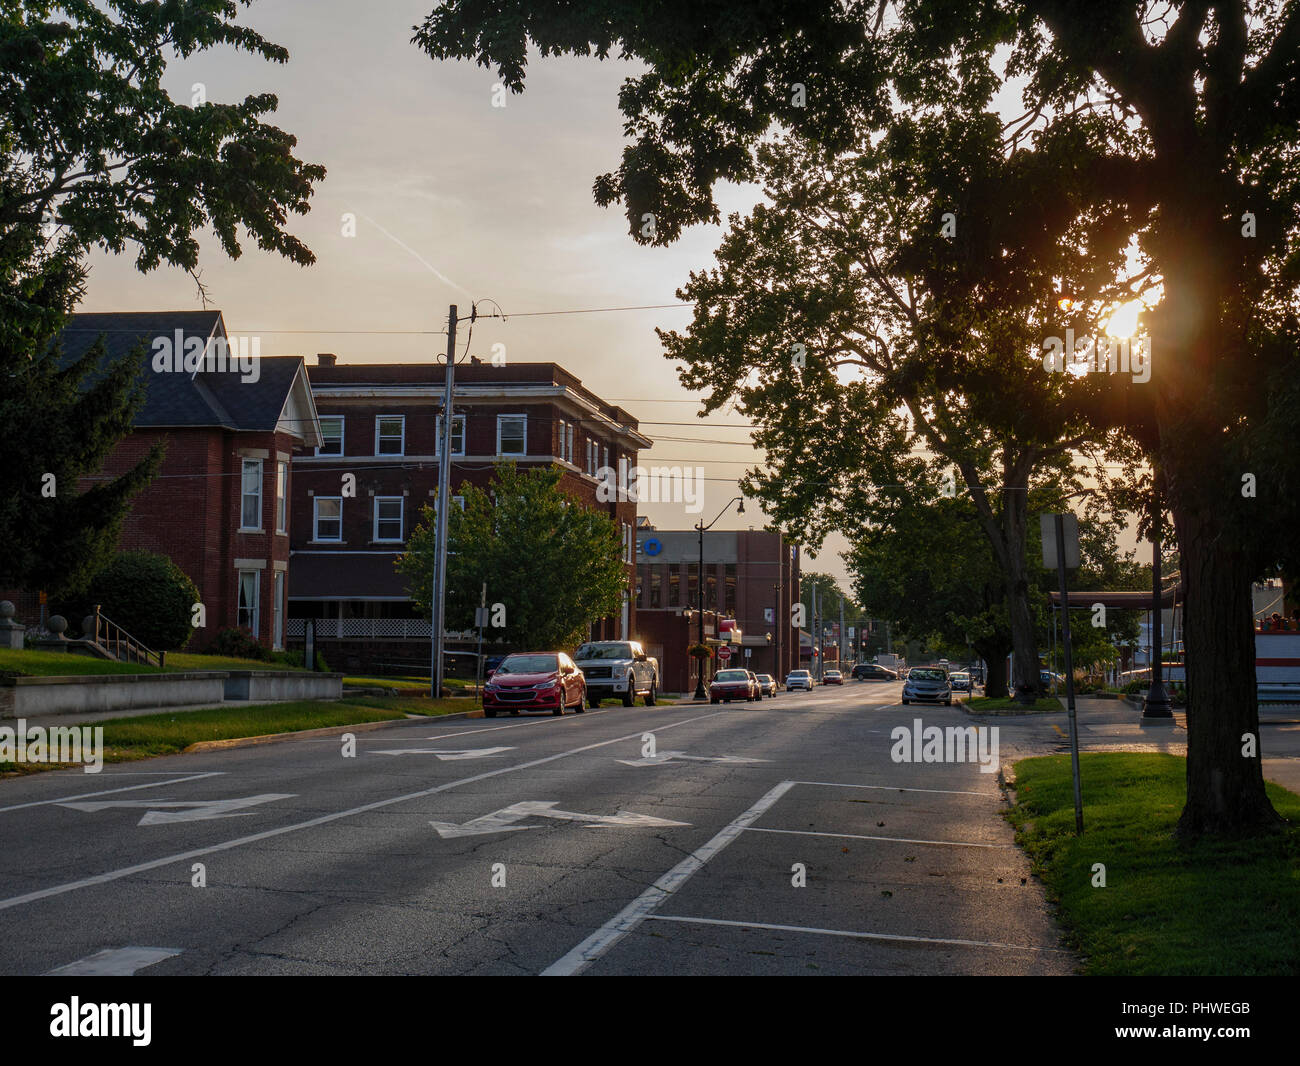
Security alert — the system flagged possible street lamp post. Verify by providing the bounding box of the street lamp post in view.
[694,496,744,699]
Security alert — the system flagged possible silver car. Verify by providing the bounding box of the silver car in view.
[785,669,814,691]
[902,666,952,706]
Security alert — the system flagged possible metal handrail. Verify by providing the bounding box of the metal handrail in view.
[92,605,164,669]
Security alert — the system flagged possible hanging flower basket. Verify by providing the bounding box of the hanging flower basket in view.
[687,642,713,659]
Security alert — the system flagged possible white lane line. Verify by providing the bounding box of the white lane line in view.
[421,707,615,739]
[744,827,1014,849]
[793,780,996,797]
[44,946,182,976]
[540,780,797,977]
[0,773,225,815]
[0,712,724,914]
[644,914,1066,953]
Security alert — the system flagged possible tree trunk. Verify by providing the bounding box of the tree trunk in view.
[978,641,1011,699]
[1172,497,1282,838]
[1000,487,1041,703]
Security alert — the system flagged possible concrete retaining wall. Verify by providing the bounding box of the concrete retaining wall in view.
[222,672,343,702]
[0,672,228,719]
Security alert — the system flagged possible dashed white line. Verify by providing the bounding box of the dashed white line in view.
[744,826,1014,848]
[644,915,1065,953]
[44,946,182,976]
[541,780,797,976]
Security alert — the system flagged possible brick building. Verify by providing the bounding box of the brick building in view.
[634,526,802,690]
[286,357,652,673]
[4,311,321,648]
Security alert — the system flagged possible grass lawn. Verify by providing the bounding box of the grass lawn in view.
[0,699,409,775]
[1006,752,1300,975]
[342,675,476,694]
[0,648,308,677]
[963,695,1062,712]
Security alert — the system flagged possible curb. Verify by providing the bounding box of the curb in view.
[998,763,1017,791]
[183,709,480,753]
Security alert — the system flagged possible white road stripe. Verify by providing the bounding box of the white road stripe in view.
[540,780,797,976]
[0,712,723,914]
[0,773,225,815]
[744,826,1014,849]
[44,946,182,975]
[793,779,996,797]
[644,914,1066,953]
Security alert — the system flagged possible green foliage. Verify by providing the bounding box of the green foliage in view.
[81,550,198,650]
[0,0,324,596]
[209,627,268,661]
[398,462,627,650]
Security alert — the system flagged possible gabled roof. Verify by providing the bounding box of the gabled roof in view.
[56,311,319,444]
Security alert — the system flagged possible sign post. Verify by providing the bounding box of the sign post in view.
[1042,513,1084,834]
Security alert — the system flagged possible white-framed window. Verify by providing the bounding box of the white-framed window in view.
[602,445,610,472]
[585,439,594,475]
[314,496,342,541]
[558,419,567,460]
[497,414,526,456]
[317,416,344,456]
[238,571,260,636]
[240,459,262,530]
[435,494,466,515]
[275,461,288,534]
[566,423,575,464]
[272,571,284,650]
[373,496,404,542]
[436,413,466,456]
[375,415,405,455]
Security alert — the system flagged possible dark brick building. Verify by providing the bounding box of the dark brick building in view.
[634,526,802,690]
[4,311,321,649]
[287,356,652,673]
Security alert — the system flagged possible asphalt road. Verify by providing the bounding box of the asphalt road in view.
[0,681,1074,976]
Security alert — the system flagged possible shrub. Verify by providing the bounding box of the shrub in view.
[210,627,268,661]
[83,551,199,650]
[1122,679,1148,695]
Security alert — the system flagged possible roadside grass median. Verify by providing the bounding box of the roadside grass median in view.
[0,699,417,777]
[1006,751,1300,975]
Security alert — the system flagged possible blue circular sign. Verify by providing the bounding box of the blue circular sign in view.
[643,537,662,556]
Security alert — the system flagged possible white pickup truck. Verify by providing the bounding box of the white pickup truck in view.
[574,640,660,708]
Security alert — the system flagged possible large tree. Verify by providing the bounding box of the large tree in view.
[416,0,1300,838]
[1,0,325,595]
[398,463,629,650]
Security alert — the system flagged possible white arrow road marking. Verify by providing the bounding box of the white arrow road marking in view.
[616,751,770,767]
[44,946,182,976]
[371,746,514,760]
[57,794,295,826]
[429,800,690,839]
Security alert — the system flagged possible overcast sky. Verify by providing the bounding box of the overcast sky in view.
[78,1,857,587]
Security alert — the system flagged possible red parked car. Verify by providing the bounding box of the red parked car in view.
[710,668,759,703]
[483,652,586,718]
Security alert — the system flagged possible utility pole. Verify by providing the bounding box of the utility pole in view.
[839,595,845,669]
[812,582,820,681]
[431,304,457,699]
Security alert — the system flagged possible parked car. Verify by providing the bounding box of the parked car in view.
[755,673,778,697]
[901,666,953,706]
[710,668,759,703]
[950,671,973,692]
[853,663,898,681]
[823,670,844,685]
[786,669,814,691]
[574,640,659,708]
[483,652,586,717]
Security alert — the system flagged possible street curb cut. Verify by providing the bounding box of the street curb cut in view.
[183,710,481,753]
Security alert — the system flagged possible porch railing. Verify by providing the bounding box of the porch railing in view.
[90,605,164,668]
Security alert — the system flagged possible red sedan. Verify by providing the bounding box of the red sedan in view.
[710,668,759,703]
[483,652,586,717]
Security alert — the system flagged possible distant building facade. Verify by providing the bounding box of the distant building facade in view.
[287,357,651,673]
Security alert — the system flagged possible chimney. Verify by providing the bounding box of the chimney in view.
[317,353,337,367]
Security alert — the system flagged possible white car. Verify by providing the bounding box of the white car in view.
[786,669,814,691]
[574,640,659,708]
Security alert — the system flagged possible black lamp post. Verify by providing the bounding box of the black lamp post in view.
[1143,484,1173,718]
[694,496,744,699]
